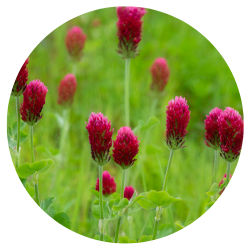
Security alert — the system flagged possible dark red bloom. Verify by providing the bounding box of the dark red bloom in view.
[218,107,244,162]
[58,74,77,106]
[20,80,48,126]
[12,58,29,96]
[113,126,139,169]
[124,186,135,200]
[166,96,191,150]
[150,58,170,92]
[86,113,114,166]
[65,26,87,59]
[116,6,146,58]
[219,173,232,195]
[204,107,223,149]
[95,170,117,197]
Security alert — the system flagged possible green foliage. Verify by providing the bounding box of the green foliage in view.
[157,223,173,238]
[206,183,221,197]
[54,212,71,229]
[112,198,129,212]
[89,188,100,198]
[138,235,152,242]
[92,200,110,219]
[93,235,113,242]
[25,182,35,198]
[137,190,181,210]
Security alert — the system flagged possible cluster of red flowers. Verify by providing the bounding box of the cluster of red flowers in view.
[124,186,135,200]
[205,107,244,162]
[166,96,191,150]
[95,171,117,196]
[12,58,29,96]
[58,74,77,106]
[113,126,140,169]
[20,80,48,126]
[65,26,87,59]
[116,7,146,58]
[85,113,114,166]
[150,58,170,92]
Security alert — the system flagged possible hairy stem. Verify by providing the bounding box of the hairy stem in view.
[15,96,20,169]
[30,125,35,163]
[213,150,219,183]
[115,169,126,243]
[125,58,130,127]
[99,165,104,241]
[34,181,40,206]
[152,218,159,240]
[225,162,231,187]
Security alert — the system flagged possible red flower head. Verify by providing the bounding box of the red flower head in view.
[95,170,117,197]
[20,80,48,126]
[204,107,223,149]
[65,26,87,59]
[150,58,170,92]
[58,74,77,106]
[124,186,135,200]
[12,58,29,96]
[166,96,191,150]
[86,113,114,166]
[113,126,140,169]
[218,107,244,162]
[219,173,232,195]
[116,6,146,58]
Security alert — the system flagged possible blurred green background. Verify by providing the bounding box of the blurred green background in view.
[7,7,242,240]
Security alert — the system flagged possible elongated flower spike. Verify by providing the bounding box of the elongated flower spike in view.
[113,126,140,169]
[65,26,87,59]
[219,173,232,195]
[218,107,244,162]
[124,186,135,200]
[116,6,146,58]
[12,58,29,96]
[150,58,170,92]
[58,74,77,106]
[20,80,48,126]
[86,113,114,166]
[204,107,223,149]
[166,96,191,150]
[95,170,117,197]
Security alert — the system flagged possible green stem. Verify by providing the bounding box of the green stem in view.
[213,150,219,183]
[168,207,175,232]
[30,126,35,163]
[152,218,159,240]
[125,58,130,127]
[162,150,174,191]
[225,162,231,187]
[99,165,104,241]
[115,169,126,243]
[15,96,21,169]
[34,182,40,206]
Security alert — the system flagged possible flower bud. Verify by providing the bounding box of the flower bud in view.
[12,58,29,96]
[150,58,170,92]
[86,113,114,166]
[58,74,77,106]
[20,80,48,126]
[166,96,191,150]
[95,170,117,197]
[113,126,139,169]
[116,7,146,58]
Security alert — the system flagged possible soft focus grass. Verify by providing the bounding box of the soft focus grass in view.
[7,7,242,240]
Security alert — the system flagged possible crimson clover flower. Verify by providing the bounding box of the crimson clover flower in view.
[65,26,87,59]
[112,126,139,169]
[86,113,114,166]
[124,186,135,200]
[219,173,232,195]
[95,170,117,197]
[116,6,146,58]
[150,58,170,92]
[204,107,223,149]
[12,58,29,96]
[58,74,77,106]
[218,107,244,162]
[166,96,191,150]
[20,80,48,126]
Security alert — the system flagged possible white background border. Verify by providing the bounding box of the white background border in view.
[1,0,249,249]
